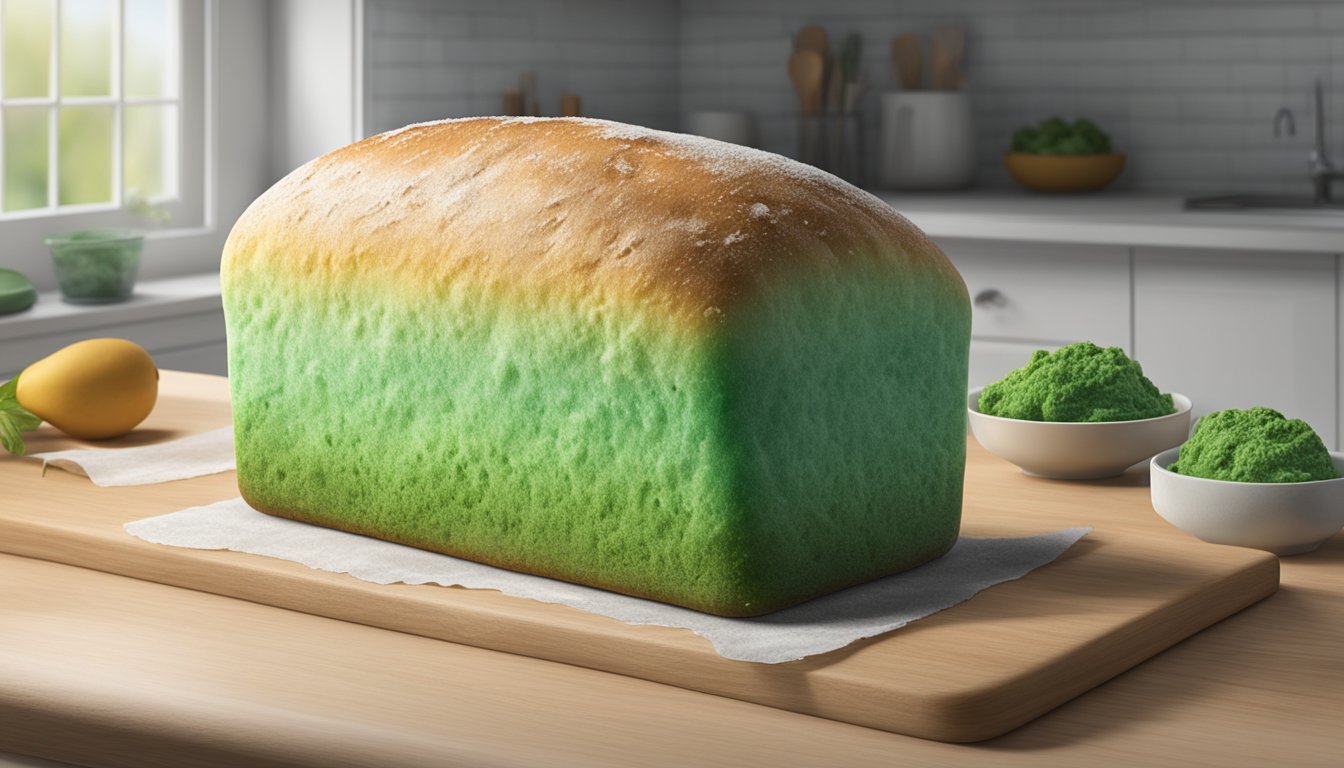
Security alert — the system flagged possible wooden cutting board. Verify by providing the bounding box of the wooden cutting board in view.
[0,371,1278,743]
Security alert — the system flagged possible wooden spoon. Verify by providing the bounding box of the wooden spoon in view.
[795,23,828,56]
[891,33,922,90]
[931,26,965,90]
[788,50,824,115]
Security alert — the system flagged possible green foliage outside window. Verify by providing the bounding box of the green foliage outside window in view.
[1,0,176,213]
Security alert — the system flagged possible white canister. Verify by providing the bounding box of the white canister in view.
[684,110,759,148]
[879,92,976,190]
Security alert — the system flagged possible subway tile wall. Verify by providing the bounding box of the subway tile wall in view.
[365,0,1344,194]
[364,0,679,135]
[680,0,1344,193]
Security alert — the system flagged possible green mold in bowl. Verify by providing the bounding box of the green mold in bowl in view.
[45,228,144,304]
[0,268,37,315]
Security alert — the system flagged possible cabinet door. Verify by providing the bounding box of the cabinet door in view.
[154,340,228,376]
[968,339,1057,393]
[937,238,1130,349]
[0,310,226,379]
[1134,248,1336,447]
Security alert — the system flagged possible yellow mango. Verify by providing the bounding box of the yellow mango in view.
[16,338,159,440]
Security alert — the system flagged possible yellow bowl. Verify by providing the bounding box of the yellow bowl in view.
[1003,152,1126,193]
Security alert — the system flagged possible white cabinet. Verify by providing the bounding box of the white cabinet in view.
[968,339,1059,393]
[938,238,1131,349]
[0,274,227,380]
[154,339,228,377]
[937,237,1130,391]
[1134,248,1336,446]
[942,238,1341,449]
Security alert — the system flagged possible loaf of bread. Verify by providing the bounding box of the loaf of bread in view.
[222,117,970,617]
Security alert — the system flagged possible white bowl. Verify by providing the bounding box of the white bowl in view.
[967,387,1192,480]
[1150,447,1344,556]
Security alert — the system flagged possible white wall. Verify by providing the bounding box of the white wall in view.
[205,0,272,260]
[269,0,362,178]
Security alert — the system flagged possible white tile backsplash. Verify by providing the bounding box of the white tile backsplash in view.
[677,0,1344,193]
[363,0,680,135]
[364,0,1344,194]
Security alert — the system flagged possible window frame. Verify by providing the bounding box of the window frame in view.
[0,0,210,230]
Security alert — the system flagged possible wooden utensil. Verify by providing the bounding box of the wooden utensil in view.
[930,26,965,90]
[826,53,844,114]
[788,50,824,115]
[795,23,828,56]
[892,33,922,90]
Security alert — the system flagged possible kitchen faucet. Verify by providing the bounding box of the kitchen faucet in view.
[1307,78,1344,204]
[1274,107,1295,138]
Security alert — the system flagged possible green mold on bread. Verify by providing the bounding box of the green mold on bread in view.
[222,117,971,617]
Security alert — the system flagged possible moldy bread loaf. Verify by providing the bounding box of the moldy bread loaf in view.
[221,117,971,617]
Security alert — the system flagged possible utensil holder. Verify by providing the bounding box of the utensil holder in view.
[797,113,863,185]
[879,91,976,190]
[797,114,824,168]
[686,110,759,148]
[825,113,863,186]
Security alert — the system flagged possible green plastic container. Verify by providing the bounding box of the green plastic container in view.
[45,229,143,304]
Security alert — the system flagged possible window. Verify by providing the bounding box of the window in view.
[0,0,190,220]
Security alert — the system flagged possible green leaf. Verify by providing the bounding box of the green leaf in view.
[0,375,42,455]
[0,402,41,431]
[0,376,17,402]
[0,411,27,456]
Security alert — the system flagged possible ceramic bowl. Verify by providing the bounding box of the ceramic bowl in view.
[967,387,1192,480]
[1150,448,1344,556]
[1003,152,1126,193]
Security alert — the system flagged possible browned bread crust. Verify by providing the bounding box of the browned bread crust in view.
[225,116,957,325]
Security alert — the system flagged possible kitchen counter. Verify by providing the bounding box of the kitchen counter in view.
[1,376,1341,766]
[0,273,226,380]
[0,273,221,341]
[877,191,1344,253]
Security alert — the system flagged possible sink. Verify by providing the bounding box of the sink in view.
[1184,194,1344,213]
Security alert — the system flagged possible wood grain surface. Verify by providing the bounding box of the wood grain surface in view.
[0,372,1283,749]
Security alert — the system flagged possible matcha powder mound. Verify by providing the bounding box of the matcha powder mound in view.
[978,342,1174,422]
[1170,407,1338,483]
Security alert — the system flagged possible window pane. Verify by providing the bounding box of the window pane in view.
[60,0,114,97]
[124,0,176,98]
[3,0,52,98]
[124,103,175,199]
[3,107,50,211]
[58,105,113,205]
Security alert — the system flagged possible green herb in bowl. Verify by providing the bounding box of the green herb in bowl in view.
[978,342,1174,423]
[1011,117,1112,155]
[1169,408,1338,483]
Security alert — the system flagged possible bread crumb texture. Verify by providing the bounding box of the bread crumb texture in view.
[223,117,970,616]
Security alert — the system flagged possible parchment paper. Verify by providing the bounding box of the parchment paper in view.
[32,426,235,486]
[126,497,1089,663]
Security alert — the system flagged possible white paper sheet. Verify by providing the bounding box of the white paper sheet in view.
[32,426,235,486]
[125,497,1089,663]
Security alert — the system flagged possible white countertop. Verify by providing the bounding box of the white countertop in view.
[876,191,1344,254]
